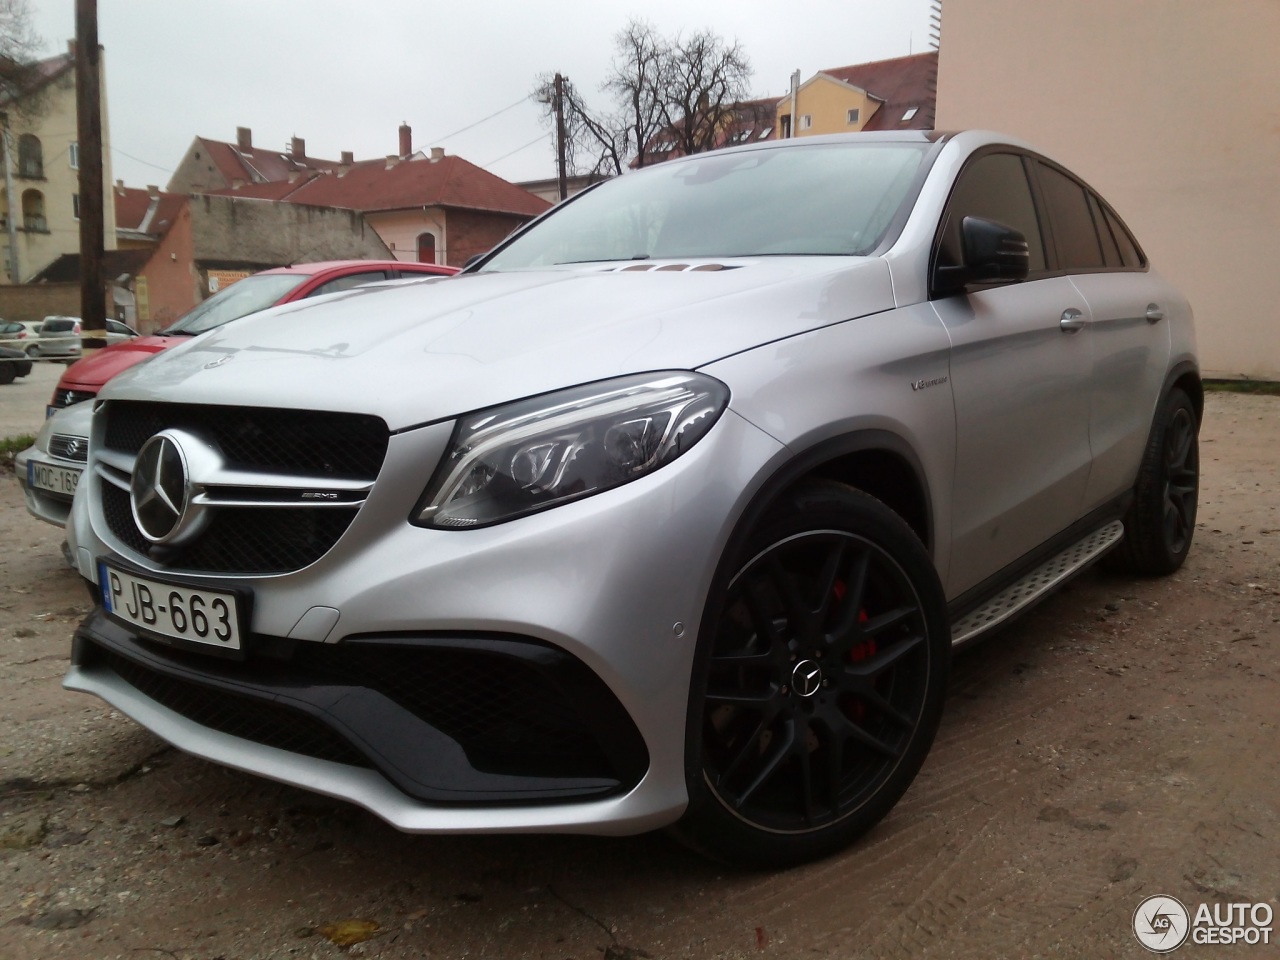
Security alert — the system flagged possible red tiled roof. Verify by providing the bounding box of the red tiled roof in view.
[196,137,342,186]
[114,185,184,238]
[820,52,937,130]
[0,50,74,105]
[208,154,550,218]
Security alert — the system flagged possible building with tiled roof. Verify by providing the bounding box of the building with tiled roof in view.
[642,97,778,165]
[113,182,184,247]
[167,127,345,195]
[778,52,937,138]
[205,132,551,267]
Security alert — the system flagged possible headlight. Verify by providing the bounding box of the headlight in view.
[414,371,729,528]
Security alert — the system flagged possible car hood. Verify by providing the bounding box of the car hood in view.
[101,259,895,430]
[59,336,179,391]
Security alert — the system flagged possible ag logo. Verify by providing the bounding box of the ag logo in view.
[1133,895,1190,953]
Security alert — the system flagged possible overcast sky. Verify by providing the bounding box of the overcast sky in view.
[30,0,933,190]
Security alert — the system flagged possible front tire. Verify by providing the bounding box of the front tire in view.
[1108,388,1199,575]
[675,481,949,867]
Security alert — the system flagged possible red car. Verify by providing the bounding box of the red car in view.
[50,260,457,409]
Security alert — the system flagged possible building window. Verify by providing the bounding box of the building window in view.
[69,142,79,169]
[17,134,43,178]
[902,107,919,122]
[21,189,46,232]
[72,193,80,220]
[847,108,860,125]
[416,232,436,264]
[799,114,812,130]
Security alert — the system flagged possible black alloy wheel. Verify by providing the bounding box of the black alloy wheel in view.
[677,482,949,867]
[1108,387,1199,575]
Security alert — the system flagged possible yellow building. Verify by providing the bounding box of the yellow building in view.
[777,53,937,138]
[0,43,117,283]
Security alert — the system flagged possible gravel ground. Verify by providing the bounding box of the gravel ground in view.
[0,385,1276,960]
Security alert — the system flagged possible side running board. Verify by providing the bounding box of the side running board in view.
[950,519,1125,647]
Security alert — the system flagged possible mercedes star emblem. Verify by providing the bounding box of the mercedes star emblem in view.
[130,433,190,542]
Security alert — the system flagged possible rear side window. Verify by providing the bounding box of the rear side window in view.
[1102,204,1145,268]
[935,153,1047,275]
[1036,164,1104,271]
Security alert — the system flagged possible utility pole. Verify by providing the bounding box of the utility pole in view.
[554,73,568,203]
[0,116,18,283]
[75,0,106,349]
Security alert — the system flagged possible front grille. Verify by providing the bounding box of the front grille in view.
[97,401,388,575]
[96,645,371,768]
[293,641,617,780]
[101,482,358,574]
[103,401,387,480]
[52,388,95,408]
[49,434,89,462]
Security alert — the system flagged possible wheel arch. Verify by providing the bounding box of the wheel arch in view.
[1163,359,1203,426]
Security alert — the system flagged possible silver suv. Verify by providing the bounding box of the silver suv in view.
[65,131,1198,866]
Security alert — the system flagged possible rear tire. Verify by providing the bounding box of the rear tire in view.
[0,362,15,386]
[674,481,949,867]
[1108,387,1199,575]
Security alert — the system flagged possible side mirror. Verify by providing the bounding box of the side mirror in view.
[934,216,1030,295]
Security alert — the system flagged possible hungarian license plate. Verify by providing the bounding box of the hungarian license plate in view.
[98,562,243,650]
[27,459,82,497]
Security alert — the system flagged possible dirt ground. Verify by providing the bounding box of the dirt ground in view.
[0,381,1276,960]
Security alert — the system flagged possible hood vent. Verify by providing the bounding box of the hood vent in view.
[612,263,741,273]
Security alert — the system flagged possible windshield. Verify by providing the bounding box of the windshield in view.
[163,274,310,336]
[483,142,928,271]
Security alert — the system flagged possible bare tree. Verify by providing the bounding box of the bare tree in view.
[534,72,629,178]
[538,20,756,176]
[0,0,46,119]
[604,20,669,169]
[658,29,752,158]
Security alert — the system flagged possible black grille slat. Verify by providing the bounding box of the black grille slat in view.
[101,482,357,574]
[97,646,371,768]
[97,401,387,575]
[103,401,387,480]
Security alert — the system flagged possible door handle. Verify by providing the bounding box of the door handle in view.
[1145,303,1164,323]
[1059,308,1085,333]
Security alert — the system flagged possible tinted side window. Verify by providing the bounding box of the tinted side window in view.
[1088,193,1123,268]
[1103,205,1145,268]
[936,153,1046,275]
[1037,164,1103,271]
[309,271,389,297]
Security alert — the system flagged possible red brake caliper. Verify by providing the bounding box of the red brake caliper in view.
[834,580,875,719]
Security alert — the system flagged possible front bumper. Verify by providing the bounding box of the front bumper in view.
[64,409,784,834]
[15,447,80,527]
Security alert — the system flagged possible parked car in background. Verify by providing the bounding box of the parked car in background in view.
[0,320,39,352]
[48,260,459,409]
[16,401,91,526]
[63,131,1199,866]
[32,316,83,361]
[0,345,33,384]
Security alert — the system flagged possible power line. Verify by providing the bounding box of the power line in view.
[482,133,546,168]
[422,95,532,146]
[111,146,173,174]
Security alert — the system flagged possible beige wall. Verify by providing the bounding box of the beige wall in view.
[365,208,446,264]
[935,0,1280,379]
[0,55,117,283]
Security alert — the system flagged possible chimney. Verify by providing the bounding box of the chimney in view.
[146,184,159,199]
[385,155,399,170]
[236,126,252,151]
[114,179,124,196]
[231,177,245,190]
[398,122,412,158]
[287,171,301,183]
[290,135,305,158]
[341,150,354,165]
[429,147,444,162]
